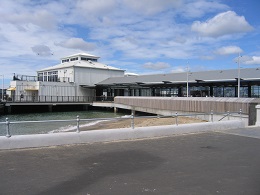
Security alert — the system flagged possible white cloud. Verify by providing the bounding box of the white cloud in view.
[123,0,182,15]
[0,0,258,77]
[180,0,229,18]
[243,56,260,65]
[215,46,243,55]
[31,45,53,56]
[191,11,253,37]
[171,66,186,73]
[55,38,96,51]
[142,62,171,70]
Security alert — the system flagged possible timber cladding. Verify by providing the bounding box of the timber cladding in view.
[114,97,260,114]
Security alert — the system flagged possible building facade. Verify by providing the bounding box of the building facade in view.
[7,53,125,101]
[96,68,260,98]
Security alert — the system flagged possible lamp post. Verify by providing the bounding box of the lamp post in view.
[186,64,190,97]
[0,74,4,101]
[237,53,242,98]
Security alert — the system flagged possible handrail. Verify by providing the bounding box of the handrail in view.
[0,110,244,138]
[3,96,114,103]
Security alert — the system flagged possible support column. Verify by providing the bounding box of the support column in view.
[7,105,12,114]
[248,84,252,98]
[210,86,213,97]
[114,106,118,113]
[48,105,53,112]
[131,109,135,116]
[83,105,89,111]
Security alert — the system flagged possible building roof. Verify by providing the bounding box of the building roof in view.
[38,53,124,72]
[61,53,100,60]
[97,68,260,86]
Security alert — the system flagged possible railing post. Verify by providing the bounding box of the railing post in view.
[211,110,213,122]
[5,118,11,138]
[131,112,135,129]
[239,109,242,120]
[227,111,230,120]
[76,115,80,133]
[175,112,178,126]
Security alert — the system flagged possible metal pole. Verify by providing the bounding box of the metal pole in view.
[131,112,135,129]
[0,75,3,101]
[211,110,213,122]
[186,65,189,97]
[2,75,3,101]
[227,111,230,120]
[175,112,178,126]
[239,109,242,120]
[76,115,80,133]
[6,118,11,138]
[238,53,241,98]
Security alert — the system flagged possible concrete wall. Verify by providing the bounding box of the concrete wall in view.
[0,120,245,150]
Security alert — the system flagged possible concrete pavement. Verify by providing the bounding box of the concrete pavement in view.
[1,127,260,195]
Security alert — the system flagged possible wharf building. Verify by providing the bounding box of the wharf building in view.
[97,68,260,98]
[5,53,260,101]
[7,53,124,102]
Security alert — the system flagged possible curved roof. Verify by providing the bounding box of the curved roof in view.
[97,68,260,86]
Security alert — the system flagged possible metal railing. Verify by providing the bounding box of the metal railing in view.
[3,96,114,103]
[0,110,244,138]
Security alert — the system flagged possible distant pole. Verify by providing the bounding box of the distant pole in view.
[237,53,241,98]
[186,64,189,97]
[0,75,3,100]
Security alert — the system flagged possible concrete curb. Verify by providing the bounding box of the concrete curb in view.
[0,120,245,150]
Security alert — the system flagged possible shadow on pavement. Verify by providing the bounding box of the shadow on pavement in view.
[37,150,164,195]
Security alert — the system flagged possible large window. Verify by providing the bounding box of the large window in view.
[62,59,69,63]
[81,57,97,62]
[70,57,78,61]
[224,87,235,97]
[48,71,58,82]
[38,73,43,81]
[252,86,260,98]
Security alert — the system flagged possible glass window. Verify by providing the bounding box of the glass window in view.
[62,59,69,63]
[38,73,43,81]
[70,57,78,61]
[213,87,224,97]
[252,86,260,98]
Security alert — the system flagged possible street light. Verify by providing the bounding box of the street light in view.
[0,74,4,101]
[186,64,191,97]
[237,53,242,98]
[186,66,189,97]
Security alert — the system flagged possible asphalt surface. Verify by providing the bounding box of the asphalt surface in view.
[0,127,260,195]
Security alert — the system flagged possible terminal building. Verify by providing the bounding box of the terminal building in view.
[96,68,260,98]
[5,53,260,101]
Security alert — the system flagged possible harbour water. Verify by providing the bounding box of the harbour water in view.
[0,110,125,136]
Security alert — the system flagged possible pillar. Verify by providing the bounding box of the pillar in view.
[83,105,89,111]
[48,105,53,112]
[114,106,118,113]
[7,105,12,114]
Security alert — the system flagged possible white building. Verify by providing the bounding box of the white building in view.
[7,53,124,101]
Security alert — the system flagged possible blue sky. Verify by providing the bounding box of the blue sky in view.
[0,0,260,87]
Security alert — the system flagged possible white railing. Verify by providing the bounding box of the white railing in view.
[0,110,243,138]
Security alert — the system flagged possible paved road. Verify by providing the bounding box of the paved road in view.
[0,128,260,195]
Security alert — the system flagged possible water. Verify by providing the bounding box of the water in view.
[0,110,125,136]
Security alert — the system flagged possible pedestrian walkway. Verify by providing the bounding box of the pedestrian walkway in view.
[219,126,260,139]
[0,127,260,195]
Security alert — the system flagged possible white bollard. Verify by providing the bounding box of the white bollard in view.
[255,105,260,126]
